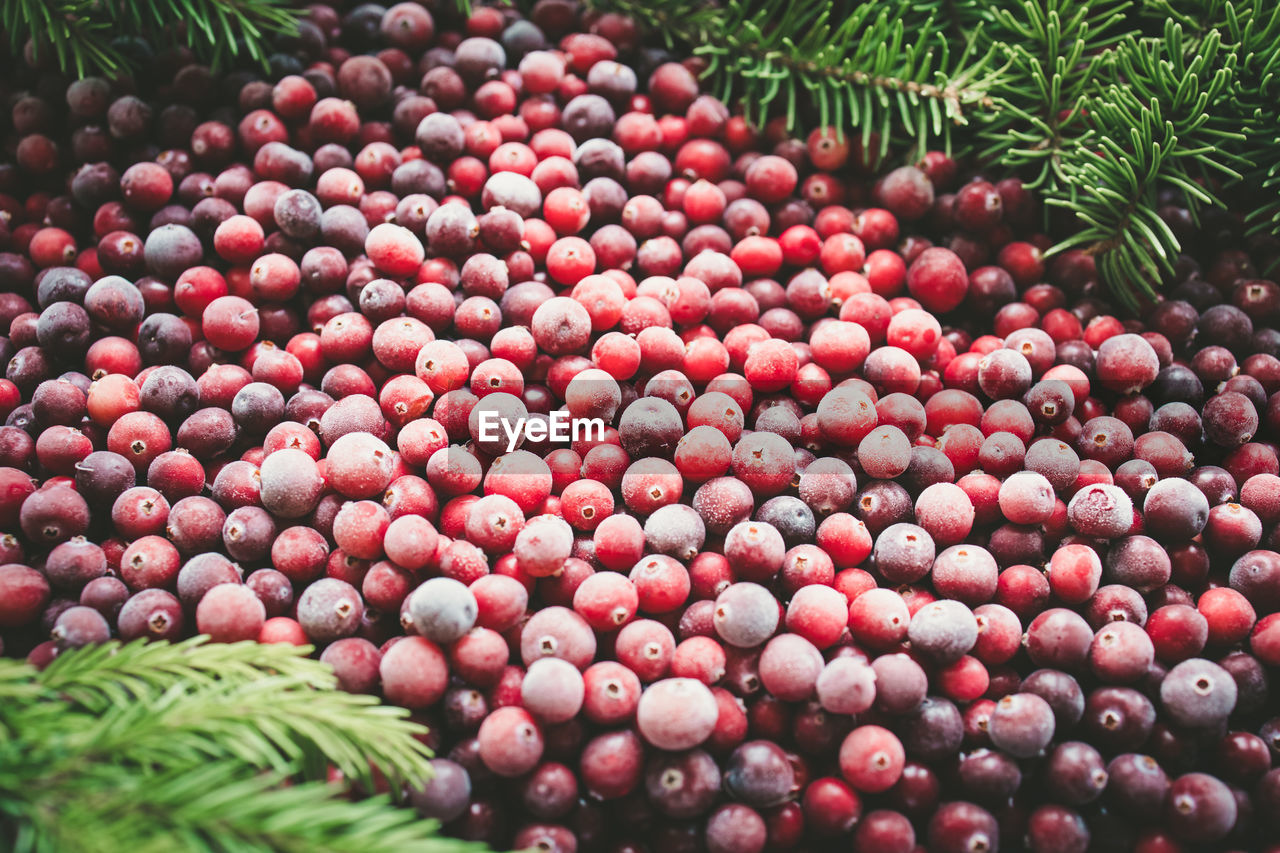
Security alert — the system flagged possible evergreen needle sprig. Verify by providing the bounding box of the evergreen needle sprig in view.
[0,0,124,78]
[106,0,301,69]
[968,0,1133,192]
[588,0,1009,158]
[1188,0,1280,245]
[0,0,300,77]
[53,764,459,853]
[34,634,329,707]
[1042,19,1245,308]
[1047,102,1211,308]
[0,638,481,853]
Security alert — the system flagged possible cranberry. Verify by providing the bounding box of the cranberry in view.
[3,18,1279,852]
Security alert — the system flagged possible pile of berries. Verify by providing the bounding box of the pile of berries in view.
[3,2,1280,852]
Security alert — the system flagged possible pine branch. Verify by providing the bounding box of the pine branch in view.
[1045,22,1241,309]
[970,0,1134,191]
[0,661,45,737]
[1094,2,1280,239]
[0,0,299,77]
[36,637,331,710]
[1252,156,1280,246]
[0,640,460,853]
[590,0,1007,157]
[37,765,478,853]
[102,0,299,68]
[1048,121,1194,309]
[1108,21,1245,180]
[1,0,126,77]
[51,675,430,792]
[36,638,433,792]
[1217,0,1280,240]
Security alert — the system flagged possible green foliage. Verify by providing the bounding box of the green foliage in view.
[112,0,300,69]
[0,0,123,78]
[1026,16,1246,307]
[695,0,1004,158]
[0,0,300,77]
[0,638,481,853]
[1079,2,1278,295]
[594,0,1006,159]
[967,0,1132,192]
[1047,96,1220,309]
[1195,0,1280,244]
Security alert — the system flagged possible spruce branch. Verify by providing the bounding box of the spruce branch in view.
[102,0,300,68]
[589,0,1007,157]
[1045,22,1241,308]
[1107,20,1245,179]
[36,638,433,792]
[0,639,468,853]
[1,0,126,78]
[1047,113,1197,309]
[706,0,1009,156]
[1251,153,1280,249]
[0,0,299,77]
[969,0,1133,191]
[54,671,433,792]
[1217,0,1280,241]
[37,765,466,853]
[36,636,330,710]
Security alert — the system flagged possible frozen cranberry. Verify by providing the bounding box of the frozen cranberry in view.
[1143,478,1209,541]
[196,583,266,643]
[636,677,718,750]
[989,692,1056,758]
[116,588,183,641]
[52,605,111,649]
[381,636,448,709]
[713,582,780,648]
[907,247,967,313]
[297,578,364,644]
[21,484,90,545]
[0,563,51,628]
[1163,772,1237,843]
